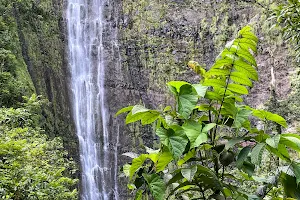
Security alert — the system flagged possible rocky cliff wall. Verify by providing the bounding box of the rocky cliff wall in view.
[9,0,294,198]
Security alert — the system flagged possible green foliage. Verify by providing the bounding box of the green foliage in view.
[0,72,24,107]
[273,0,300,62]
[117,26,299,199]
[0,95,78,200]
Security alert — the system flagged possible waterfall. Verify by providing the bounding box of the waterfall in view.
[66,0,119,199]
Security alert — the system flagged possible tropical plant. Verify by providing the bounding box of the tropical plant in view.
[116,26,300,199]
[272,0,300,62]
[0,95,78,200]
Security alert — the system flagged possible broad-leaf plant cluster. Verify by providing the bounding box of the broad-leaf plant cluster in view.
[116,26,300,199]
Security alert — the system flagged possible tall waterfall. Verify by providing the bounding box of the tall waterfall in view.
[66,0,119,199]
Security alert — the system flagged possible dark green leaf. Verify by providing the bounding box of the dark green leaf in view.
[237,146,251,168]
[143,173,166,200]
[251,143,265,165]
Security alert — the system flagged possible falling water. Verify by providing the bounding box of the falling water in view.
[66,0,119,199]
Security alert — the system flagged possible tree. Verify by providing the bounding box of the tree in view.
[117,26,300,199]
[273,0,300,62]
[0,95,78,200]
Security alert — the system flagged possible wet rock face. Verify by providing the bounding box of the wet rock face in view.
[43,0,292,198]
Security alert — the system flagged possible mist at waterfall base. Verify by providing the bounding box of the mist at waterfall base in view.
[66,1,119,199]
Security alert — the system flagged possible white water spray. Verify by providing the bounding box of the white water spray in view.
[66,0,119,199]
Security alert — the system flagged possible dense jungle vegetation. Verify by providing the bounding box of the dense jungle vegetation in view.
[0,0,78,199]
[1,0,300,199]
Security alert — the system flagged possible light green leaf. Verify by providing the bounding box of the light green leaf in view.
[181,165,197,182]
[148,153,159,163]
[134,190,143,200]
[266,135,281,148]
[130,154,148,179]
[230,71,253,87]
[280,135,300,152]
[192,84,208,97]
[132,105,150,114]
[156,150,173,172]
[126,110,160,125]
[203,79,227,88]
[157,126,188,159]
[178,84,198,119]
[123,164,131,177]
[233,59,258,81]
[252,109,287,127]
[128,183,136,190]
[156,128,169,146]
[238,26,258,43]
[115,106,134,117]
[251,143,265,165]
[167,81,190,94]
[163,106,172,112]
[227,84,248,95]
[206,69,230,76]
[178,149,196,166]
[233,108,252,128]
[143,173,166,200]
[182,120,202,148]
[140,111,160,125]
[194,133,208,148]
[205,91,223,101]
[202,123,216,133]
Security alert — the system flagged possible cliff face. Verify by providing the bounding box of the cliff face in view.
[7,0,79,168]
[9,0,294,198]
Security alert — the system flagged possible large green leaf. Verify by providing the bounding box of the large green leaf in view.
[115,105,134,117]
[252,109,287,128]
[130,154,149,179]
[192,84,208,97]
[143,173,166,200]
[202,123,216,133]
[167,81,190,94]
[126,110,160,125]
[233,108,252,128]
[132,105,150,114]
[156,150,173,172]
[156,126,188,159]
[194,133,208,148]
[251,143,265,165]
[182,120,202,148]
[178,84,198,119]
[266,135,281,148]
[181,165,197,182]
